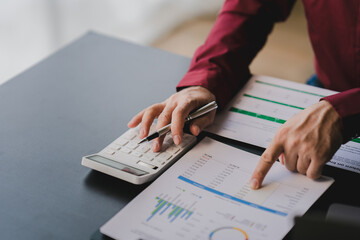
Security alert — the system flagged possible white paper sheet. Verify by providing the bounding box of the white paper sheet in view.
[101,138,334,240]
[207,75,360,173]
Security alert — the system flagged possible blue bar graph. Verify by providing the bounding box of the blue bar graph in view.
[147,196,194,222]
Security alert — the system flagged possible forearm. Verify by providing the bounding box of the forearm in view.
[177,0,296,109]
[322,88,360,142]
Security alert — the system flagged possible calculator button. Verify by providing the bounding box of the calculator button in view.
[104,149,115,155]
[145,151,160,158]
[160,143,169,151]
[120,147,132,154]
[138,145,151,153]
[137,161,157,170]
[123,132,137,140]
[126,142,139,150]
[165,146,180,154]
[141,155,154,162]
[109,145,121,151]
[115,138,128,146]
[179,141,189,148]
[130,151,143,157]
[156,152,172,163]
[183,135,192,141]
[184,135,194,142]
[164,137,174,145]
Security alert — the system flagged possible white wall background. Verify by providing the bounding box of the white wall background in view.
[0,0,223,85]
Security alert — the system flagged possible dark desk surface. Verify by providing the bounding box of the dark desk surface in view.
[0,32,192,239]
[1,32,359,240]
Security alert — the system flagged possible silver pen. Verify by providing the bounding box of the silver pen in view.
[138,101,218,144]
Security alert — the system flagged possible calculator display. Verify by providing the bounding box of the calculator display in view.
[87,155,148,176]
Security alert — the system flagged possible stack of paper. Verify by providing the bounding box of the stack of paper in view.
[101,138,334,239]
[207,75,360,173]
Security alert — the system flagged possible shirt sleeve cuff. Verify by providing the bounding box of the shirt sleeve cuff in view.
[177,69,246,110]
[321,88,360,142]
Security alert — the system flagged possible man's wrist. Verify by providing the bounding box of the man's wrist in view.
[320,100,343,142]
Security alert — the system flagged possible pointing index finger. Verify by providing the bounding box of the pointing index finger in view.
[250,141,283,189]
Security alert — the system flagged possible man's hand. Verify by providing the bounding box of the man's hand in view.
[128,86,216,152]
[249,100,343,189]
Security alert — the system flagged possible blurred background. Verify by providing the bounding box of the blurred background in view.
[0,0,314,86]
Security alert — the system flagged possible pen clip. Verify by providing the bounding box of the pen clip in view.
[185,101,218,121]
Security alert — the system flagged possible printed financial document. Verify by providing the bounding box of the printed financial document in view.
[100,138,333,240]
[207,75,360,173]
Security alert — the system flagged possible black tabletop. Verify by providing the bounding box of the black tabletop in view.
[0,32,191,239]
[1,32,359,240]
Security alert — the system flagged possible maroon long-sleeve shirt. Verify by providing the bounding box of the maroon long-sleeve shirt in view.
[177,0,360,142]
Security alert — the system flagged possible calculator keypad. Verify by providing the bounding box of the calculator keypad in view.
[102,126,196,170]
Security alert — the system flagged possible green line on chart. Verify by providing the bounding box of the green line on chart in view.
[229,107,286,124]
[230,106,360,144]
[255,80,326,97]
[243,94,305,110]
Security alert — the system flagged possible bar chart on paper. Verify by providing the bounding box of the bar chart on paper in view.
[147,195,195,222]
[100,138,333,240]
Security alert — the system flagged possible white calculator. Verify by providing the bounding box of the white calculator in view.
[81,124,197,184]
